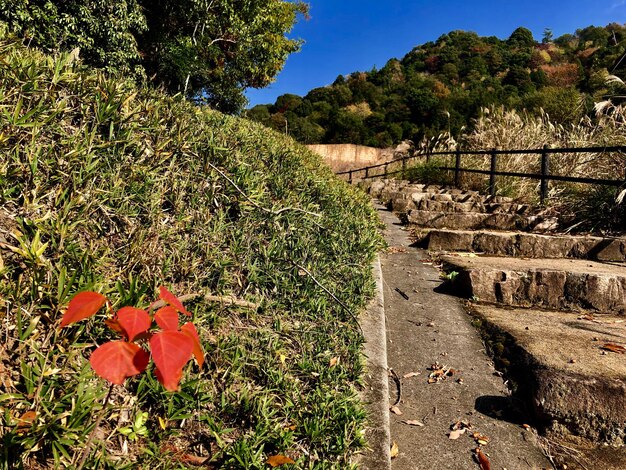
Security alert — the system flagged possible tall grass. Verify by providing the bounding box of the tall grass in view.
[0,34,383,469]
[412,106,626,232]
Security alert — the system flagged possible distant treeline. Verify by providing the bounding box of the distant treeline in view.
[247,24,626,147]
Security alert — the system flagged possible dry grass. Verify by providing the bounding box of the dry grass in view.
[412,106,626,231]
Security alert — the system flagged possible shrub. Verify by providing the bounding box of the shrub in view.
[0,34,382,469]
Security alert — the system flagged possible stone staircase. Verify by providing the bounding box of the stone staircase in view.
[359,178,626,467]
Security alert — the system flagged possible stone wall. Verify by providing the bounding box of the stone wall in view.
[307,144,393,172]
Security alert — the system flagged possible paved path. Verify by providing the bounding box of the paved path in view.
[375,205,550,470]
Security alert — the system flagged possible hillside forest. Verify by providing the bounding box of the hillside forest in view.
[247,24,626,148]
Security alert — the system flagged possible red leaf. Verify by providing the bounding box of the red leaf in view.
[117,307,151,341]
[150,331,193,391]
[159,286,191,316]
[104,318,125,336]
[60,291,107,327]
[90,341,149,385]
[181,322,204,368]
[154,306,179,331]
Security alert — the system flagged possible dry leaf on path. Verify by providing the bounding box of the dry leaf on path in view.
[266,455,296,467]
[601,343,626,354]
[329,356,340,367]
[403,371,420,379]
[390,405,403,416]
[402,420,424,426]
[472,432,490,445]
[475,448,491,470]
[448,428,466,440]
[390,442,399,459]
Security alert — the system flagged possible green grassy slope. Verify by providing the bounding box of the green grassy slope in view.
[0,35,382,469]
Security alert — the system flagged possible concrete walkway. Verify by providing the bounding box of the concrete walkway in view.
[372,205,550,470]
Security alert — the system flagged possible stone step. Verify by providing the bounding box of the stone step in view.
[391,196,531,215]
[471,304,626,448]
[418,229,626,262]
[406,210,557,232]
[441,254,626,314]
[387,189,513,206]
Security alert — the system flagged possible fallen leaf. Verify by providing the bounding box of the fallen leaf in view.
[390,405,403,416]
[403,371,420,379]
[402,420,424,426]
[16,410,37,434]
[266,455,296,467]
[448,428,466,440]
[472,432,491,445]
[390,441,399,459]
[179,453,209,466]
[601,343,626,354]
[329,356,340,367]
[475,448,491,470]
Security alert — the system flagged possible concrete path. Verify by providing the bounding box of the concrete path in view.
[375,205,550,470]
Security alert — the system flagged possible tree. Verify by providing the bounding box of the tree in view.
[542,28,554,44]
[138,0,308,112]
[508,27,535,48]
[0,0,308,113]
[0,0,146,78]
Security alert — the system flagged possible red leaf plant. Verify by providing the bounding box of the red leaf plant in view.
[60,287,204,391]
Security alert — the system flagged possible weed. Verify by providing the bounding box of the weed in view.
[401,159,453,186]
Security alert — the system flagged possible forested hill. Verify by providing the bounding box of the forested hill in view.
[247,24,626,148]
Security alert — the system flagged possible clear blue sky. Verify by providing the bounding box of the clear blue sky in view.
[246,0,626,107]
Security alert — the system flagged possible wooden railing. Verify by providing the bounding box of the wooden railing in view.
[336,145,626,203]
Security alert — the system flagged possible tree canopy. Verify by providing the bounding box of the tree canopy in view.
[248,23,626,147]
[0,0,307,112]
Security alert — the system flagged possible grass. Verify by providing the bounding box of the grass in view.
[0,33,383,469]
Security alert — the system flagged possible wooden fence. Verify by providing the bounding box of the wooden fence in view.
[335,145,626,203]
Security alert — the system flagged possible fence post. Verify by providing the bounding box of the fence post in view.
[454,147,462,188]
[489,148,497,196]
[540,144,550,204]
[426,150,431,164]
[348,170,353,184]
[364,166,369,179]
[402,157,407,175]
[384,162,389,177]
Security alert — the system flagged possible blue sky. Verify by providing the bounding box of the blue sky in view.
[246,0,626,107]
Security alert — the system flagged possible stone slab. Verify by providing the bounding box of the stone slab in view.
[407,210,530,231]
[441,255,626,314]
[424,229,626,262]
[472,304,626,447]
